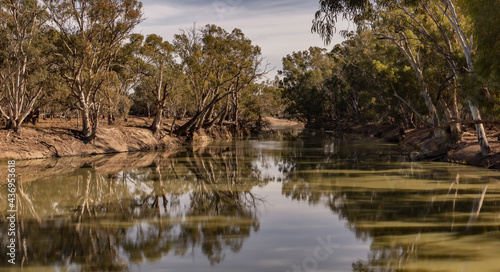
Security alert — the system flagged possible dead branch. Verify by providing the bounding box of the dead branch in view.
[393,92,434,127]
[482,87,500,107]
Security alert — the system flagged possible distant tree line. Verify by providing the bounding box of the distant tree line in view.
[281,0,500,155]
[0,0,280,139]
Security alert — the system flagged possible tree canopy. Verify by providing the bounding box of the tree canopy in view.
[0,1,275,139]
[297,0,500,154]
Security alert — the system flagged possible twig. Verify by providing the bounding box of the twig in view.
[394,91,433,127]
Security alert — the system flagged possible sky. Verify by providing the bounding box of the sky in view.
[134,0,349,79]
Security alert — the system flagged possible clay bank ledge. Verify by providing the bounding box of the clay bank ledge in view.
[0,126,181,161]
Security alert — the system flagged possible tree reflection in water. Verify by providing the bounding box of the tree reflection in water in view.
[272,136,500,272]
[1,134,500,271]
[0,144,266,271]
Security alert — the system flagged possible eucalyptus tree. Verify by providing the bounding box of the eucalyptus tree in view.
[239,81,284,131]
[0,0,49,133]
[435,0,490,154]
[280,33,423,128]
[312,0,492,154]
[371,4,464,141]
[174,24,267,136]
[102,33,144,125]
[461,0,500,119]
[462,0,500,87]
[134,34,186,135]
[330,30,420,125]
[45,0,143,139]
[374,8,441,128]
[280,47,334,125]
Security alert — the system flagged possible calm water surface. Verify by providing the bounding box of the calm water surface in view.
[1,132,500,272]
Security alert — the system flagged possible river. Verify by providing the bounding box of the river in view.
[1,131,500,271]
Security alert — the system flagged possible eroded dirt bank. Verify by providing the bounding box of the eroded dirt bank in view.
[0,125,180,161]
[0,151,173,184]
[344,122,500,170]
[0,115,247,162]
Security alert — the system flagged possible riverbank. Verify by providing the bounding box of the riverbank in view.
[0,116,301,161]
[341,121,500,170]
[0,117,181,160]
[1,116,500,170]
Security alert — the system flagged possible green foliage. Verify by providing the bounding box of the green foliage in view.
[173,24,268,136]
[47,0,143,137]
[280,34,425,128]
[0,0,50,131]
[308,0,500,139]
[239,81,284,131]
[280,47,334,125]
[461,0,500,89]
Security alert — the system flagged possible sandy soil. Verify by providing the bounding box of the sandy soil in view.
[0,116,181,161]
[264,116,304,129]
[0,116,303,162]
[445,127,500,169]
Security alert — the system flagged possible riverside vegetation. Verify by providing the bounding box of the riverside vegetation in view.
[1,0,500,168]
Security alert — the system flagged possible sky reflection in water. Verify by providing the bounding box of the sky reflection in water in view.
[1,132,500,272]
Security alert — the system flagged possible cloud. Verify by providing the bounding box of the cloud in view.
[136,0,348,78]
[142,4,183,20]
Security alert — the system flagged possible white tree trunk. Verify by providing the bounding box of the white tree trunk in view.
[437,0,491,155]
[468,101,490,156]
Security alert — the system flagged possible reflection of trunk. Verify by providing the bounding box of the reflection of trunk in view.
[18,183,41,224]
[185,145,261,215]
[448,174,460,230]
[71,168,126,268]
[467,185,488,229]
[154,163,166,237]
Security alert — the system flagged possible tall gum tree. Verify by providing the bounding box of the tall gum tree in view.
[174,25,267,137]
[373,4,462,138]
[312,0,491,155]
[135,34,186,136]
[45,0,142,139]
[436,0,490,155]
[0,0,48,133]
[101,34,143,125]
